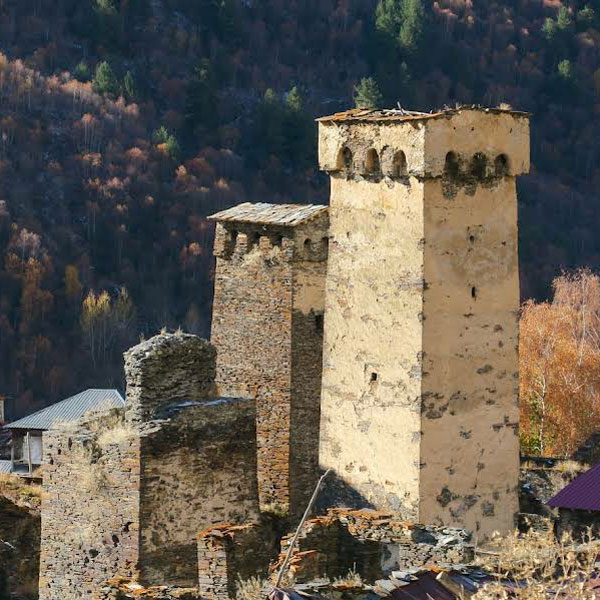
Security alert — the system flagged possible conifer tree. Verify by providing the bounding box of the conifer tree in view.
[354,77,383,109]
[123,71,136,101]
[93,61,118,96]
[185,59,216,129]
[375,0,424,52]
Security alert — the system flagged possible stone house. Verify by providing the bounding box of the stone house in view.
[3,389,123,476]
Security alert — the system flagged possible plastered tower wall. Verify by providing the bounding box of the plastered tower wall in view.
[210,204,328,515]
[318,107,530,537]
[39,333,260,598]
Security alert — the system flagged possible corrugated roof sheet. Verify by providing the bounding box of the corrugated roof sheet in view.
[0,460,12,474]
[6,389,124,431]
[208,202,327,227]
[316,106,529,124]
[547,462,600,511]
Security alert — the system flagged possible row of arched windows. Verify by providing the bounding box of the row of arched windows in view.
[336,146,408,178]
[334,146,511,179]
[444,151,510,179]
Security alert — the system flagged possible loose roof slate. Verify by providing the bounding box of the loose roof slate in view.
[316,105,529,124]
[547,461,600,511]
[208,202,328,227]
[6,389,125,431]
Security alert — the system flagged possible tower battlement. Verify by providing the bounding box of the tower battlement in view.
[318,107,529,180]
[211,203,329,263]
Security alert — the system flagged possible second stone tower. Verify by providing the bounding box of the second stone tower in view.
[210,203,328,517]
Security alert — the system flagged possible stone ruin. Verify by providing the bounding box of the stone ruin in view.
[37,106,532,599]
[39,335,259,598]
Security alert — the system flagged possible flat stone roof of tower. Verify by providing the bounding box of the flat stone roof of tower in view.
[317,105,529,124]
[208,202,328,227]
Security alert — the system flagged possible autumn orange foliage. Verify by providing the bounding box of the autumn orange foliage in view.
[520,269,600,457]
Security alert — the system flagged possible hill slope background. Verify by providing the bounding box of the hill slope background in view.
[0,0,599,417]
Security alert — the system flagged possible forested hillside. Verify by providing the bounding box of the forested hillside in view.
[0,0,599,418]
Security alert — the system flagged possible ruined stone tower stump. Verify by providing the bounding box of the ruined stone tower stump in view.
[317,107,530,538]
[39,333,259,599]
[123,333,216,423]
[209,203,328,516]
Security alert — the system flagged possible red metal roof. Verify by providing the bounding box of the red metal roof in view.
[547,461,600,511]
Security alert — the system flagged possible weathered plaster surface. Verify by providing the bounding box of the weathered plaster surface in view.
[420,177,520,537]
[319,175,424,518]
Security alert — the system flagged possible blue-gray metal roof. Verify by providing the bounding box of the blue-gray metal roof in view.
[6,389,125,431]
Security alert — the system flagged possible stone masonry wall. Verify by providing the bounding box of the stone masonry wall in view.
[0,479,41,599]
[197,523,273,600]
[39,410,141,600]
[139,399,260,587]
[272,509,474,585]
[123,334,216,423]
[211,213,327,516]
[212,226,293,512]
[290,225,327,513]
[40,333,261,598]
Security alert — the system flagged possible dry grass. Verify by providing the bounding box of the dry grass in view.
[0,473,41,509]
[96,421,135,448]
[236,576,269,600]
[260,501,289,518]
[82,409,135,448]
[79,463,110,494]
[552,459,588,473]
[333,566,363,587]
[474,530,600,599]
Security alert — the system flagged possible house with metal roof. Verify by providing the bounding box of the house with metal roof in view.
[0,388,124,477]
[547,461,600,539]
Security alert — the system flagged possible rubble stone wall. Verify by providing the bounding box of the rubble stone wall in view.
[0,481,41,599]
[197,524,273,600]
[290,251,326,513]
[39,411,141,600]
[123,334,217,423]
[139,399,260,587]
[39,334,260,597]
[556,508,600,541]
[212,226,294,512]
[274,510,474,585]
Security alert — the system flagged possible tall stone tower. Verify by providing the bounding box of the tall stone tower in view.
[317,107,530,538]
[209,203,328,515]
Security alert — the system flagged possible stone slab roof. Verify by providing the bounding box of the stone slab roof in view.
[316,105,529,124]
[6,389,124,431]
[208,202,327,227]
